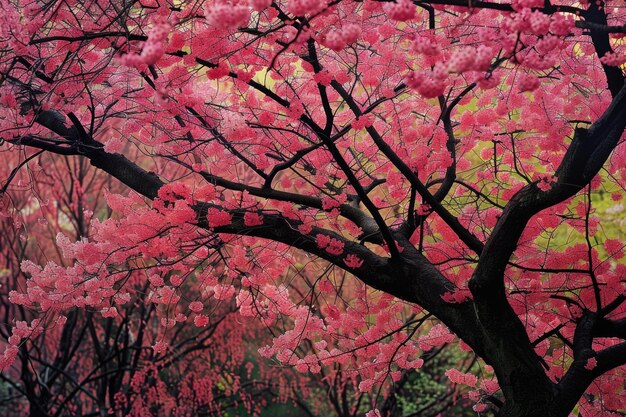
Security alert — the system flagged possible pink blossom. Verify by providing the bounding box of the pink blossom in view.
[298,222,313,234]
[529,11,551,35]
[323,30,347,51]
[153,341,168,354]
[474,45,494,71]
[318,279,334,293]
[213,284,236,300]
[204,3,250,29]
[321,24,361,51]
[535,174,558,191]
[170,275,183,286]
[313,70,333,86]
[351,114,375,130]
[517,73,540,92]
[149,274,165,287]
[411,35,440,56]
[445,368,478,386]
[604,239,625,259]
[158,182,192,202]
[342,24,361,44]
[195,184,216,201]
[344,254,364,268]
[161,318,176,328]
[549,13,574,36]
[194,314,210,327]
[207,207,233,227]
[383,0,416,21]
[287,0,327,16]
[0,346,19,370]
[358,378,375,392]
[419,324,455,351]
[294,361,308,372]
[322,195,344,210]
[326,238,344,255]
[600,52,626,67]
[286,100,304,118]
[119,22,170,68]
[244,211,264,226]
[166,199,196,225]
[316,233,331,249]
[447,48,475,73]
[189,301,204,312]
[441,289,471,304]
[584,357,597,371]
[103,137,124,153]
[249,0,272,11]
[207,62,230,80]
[511,0,542,11]
[416,204,432,216]
[481,379,500,394]
[406,69,447,98]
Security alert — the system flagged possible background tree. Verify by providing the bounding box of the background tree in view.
[1,0,625,416]
[0,153,307,417]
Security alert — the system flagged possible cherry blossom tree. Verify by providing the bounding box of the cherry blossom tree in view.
[1,0,625,416]
[0,154,307,417]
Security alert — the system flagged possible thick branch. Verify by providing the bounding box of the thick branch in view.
[465,84,626,413]
[210,212,486,359]
[85,149,165,199]
[593,317,626,340]
[472,85,626,294]
[554,316,626,416]
[167,156,381,237]
[19,107,490,377]
[583,1,625,98]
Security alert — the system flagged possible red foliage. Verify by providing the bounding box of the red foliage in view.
[1,0,625,415]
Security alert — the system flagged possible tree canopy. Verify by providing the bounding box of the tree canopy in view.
[0,0,625,416]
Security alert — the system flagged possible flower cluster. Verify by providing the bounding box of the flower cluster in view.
[600,52,626,67]
[447,45,494,73]
[321,24,361,51]
[250,0,272,11]
[207,207,233,227]
[535,174,558,191]
[517,72,541,92]
[316,233,345,255]
[204,1,250,29]
[120,22,171,68]
[445,368,479,386]
[383,0,416,21]
[287,0,327,16]
[405,64,448,98]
